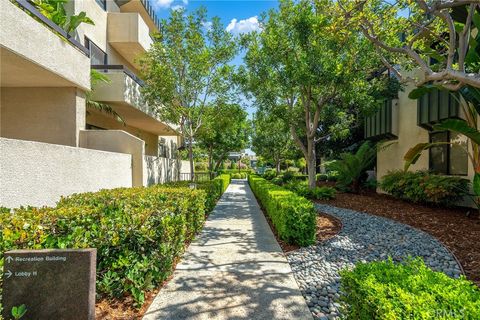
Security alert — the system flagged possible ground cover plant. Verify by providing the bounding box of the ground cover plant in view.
[340,258,480,319]
[248,175,316,246]
[381,170,470,206]
[0,177,230,311]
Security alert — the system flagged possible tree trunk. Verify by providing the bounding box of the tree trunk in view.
[188,136,194,182]
[208,146,213,179]
[275,160,281,175]
[307,137,316,189]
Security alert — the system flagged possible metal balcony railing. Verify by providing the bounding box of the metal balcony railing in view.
[91,65,145,87]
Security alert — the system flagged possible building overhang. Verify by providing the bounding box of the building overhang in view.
[0,0,90,90]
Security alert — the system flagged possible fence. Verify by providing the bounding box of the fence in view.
[179,172,218,182]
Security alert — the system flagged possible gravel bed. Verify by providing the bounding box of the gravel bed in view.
[286,204,463,320]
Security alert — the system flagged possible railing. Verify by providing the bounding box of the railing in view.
[91,65,145,87]
[179,172,218,182]
[114,0,161,31]
[15,0,90,57]
[140,0,161,31]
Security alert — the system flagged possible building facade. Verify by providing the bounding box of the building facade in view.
[366,78,478,206]
[0,0,190,208]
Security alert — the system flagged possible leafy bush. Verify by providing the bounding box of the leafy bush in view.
[316,174,328,181]
[340,258,480,319]
[1,178,230,308]
[248,175,316,246]
[284,181,336,200]
[231,172,247,179]
[327,141,376,193]
[263,169,277,180]
[380,170,470,206]
[327,171,339,182]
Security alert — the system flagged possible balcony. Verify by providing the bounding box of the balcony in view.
[364,100,398,140]
[91,65,174,135]
[0,0,90,90]
[114,0,160,32]
[417,88,460,130]
[107,12,153,69]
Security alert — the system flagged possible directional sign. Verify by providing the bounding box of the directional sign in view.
[2,249,96,320]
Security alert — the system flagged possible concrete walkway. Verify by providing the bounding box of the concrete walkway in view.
[144,179,312,320]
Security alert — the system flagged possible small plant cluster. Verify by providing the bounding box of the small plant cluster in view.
[0,179,230,308]
[316,172,339,182]
[231,172,247,179]
[381,170,470,206]
[284,181,336,200]
[248,175,316,246]
[340,258,480,319]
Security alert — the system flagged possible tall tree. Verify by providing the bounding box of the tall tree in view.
[251,111,293,174]
[239,0,379,188]
[141,8,237,180]
[197,103,250,174]
[338,0,480,90]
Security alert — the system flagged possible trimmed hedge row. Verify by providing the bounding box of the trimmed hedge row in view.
[248,175,316,246]
[340,258,480,319]
[1,179,230,308]
[380,170,470,206]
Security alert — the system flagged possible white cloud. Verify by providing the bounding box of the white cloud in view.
[171,4,184,11]
[155,0,174,8]
[226,16,261,34]
[182,0,188,4]
[202,21,213,31]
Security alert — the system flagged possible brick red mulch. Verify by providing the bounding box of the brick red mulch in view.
[316,190,480,286]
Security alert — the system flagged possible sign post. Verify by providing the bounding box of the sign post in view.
[2,249,96,320]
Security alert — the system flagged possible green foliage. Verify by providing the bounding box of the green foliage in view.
[284,181,336,200]
[87,70,124,124]
[340,258,480,320]
[380,171,470,206]
[248,175,316,246]
[231,173,246,179]
[0,185,214,307]
[33,0,94,33]
[263,169,277,180]
[11,305,27,320]
[316,174,328,181]
[328,142,376,193]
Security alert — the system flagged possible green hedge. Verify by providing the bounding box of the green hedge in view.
[380,170,470,206]
[0,180,233,309]
[231,172,247,179]
[248,175,316,246]
[284,181,336,200]
[340,258,480,319]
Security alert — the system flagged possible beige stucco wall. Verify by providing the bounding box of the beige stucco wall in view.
[79,129,145,186]
[0,0,90,90]
[0,137,132,208]
[1,87,86,146]
[376,81,430,181]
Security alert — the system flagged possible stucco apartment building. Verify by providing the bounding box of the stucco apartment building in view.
[365,78,478,205]
[0,0,190,208]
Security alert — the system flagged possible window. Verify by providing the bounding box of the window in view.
[85,37,107,65]
[429,131,468,176]
[95,0,106,10]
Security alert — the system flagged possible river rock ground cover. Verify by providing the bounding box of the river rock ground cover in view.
[286,204,463,320]
[315,189,480,285]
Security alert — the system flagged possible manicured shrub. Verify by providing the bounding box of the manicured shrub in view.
[340,258,480,319]
[380,170,470,206]
[248,175,316,246]
[263,169,277,180]
[231,172,246,179]
[284,181,336,200]
[0,179,229,308]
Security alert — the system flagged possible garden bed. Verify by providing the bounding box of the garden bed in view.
[262,207,342,253]
[315,190,480,286]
